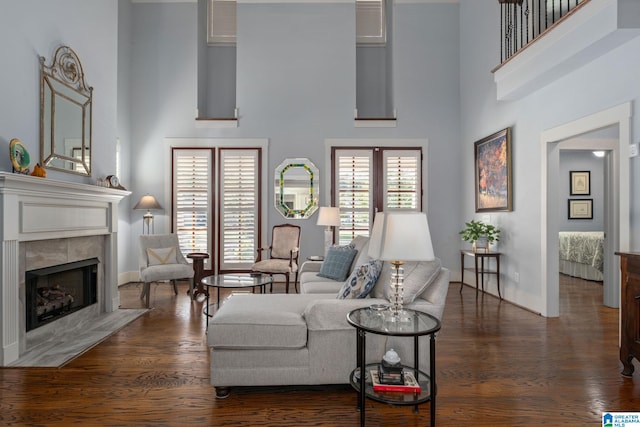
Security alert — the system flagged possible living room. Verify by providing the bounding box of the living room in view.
[1,0,640,424]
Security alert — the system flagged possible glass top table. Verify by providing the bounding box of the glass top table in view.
[347,307,441,337]
[201,273,273,327]
[347,307,441,426]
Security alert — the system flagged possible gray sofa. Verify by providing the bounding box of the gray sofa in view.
[207,235,450,398]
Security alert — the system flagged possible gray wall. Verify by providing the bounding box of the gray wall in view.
[0,0,119,181]
[0,0,126,270]
[460,0,640,313]
[123,1,462,275]
[559,150,605,231]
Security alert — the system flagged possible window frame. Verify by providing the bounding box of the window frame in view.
[172,147,215,269]
[217,147,262,272]
[331,146,423,245]
[167,138,268,274]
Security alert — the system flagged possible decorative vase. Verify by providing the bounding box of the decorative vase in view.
[473,236,488,252]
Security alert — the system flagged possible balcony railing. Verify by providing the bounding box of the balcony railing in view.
[499,0,590,64]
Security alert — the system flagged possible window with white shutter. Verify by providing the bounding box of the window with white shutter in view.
[333,147,421,245]
[208,0,237,45]
[383,150,420,211]
[219,148,260,271]
[172,149,213,264]
[335,149,373,245]
[356,0,386,46]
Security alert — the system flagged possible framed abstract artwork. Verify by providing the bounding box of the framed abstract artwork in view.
[474,128,513,212]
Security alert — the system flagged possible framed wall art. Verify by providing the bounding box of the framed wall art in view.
[568,199,593,219]
[474,127,513,212]
[570,171,590,195]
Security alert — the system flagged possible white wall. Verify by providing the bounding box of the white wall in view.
[460,0,640,314]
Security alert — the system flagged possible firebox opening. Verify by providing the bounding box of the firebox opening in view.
[26,258,99,332]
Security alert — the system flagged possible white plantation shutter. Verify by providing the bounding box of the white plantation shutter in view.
[383,150,420,211]
[357,0,386,45]
[219,148,259,270]
[173,149,213,262]
[208,0,237,45]
[335,149,373,245]
[333,147,422,245]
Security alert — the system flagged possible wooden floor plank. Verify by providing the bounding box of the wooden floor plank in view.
[1,276,638,426]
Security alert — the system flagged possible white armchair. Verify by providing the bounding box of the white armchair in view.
[139,234,194,308]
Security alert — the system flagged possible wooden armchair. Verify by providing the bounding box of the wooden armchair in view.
[251,224,301,293]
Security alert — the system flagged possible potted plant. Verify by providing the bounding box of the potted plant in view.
[459,220,500,252]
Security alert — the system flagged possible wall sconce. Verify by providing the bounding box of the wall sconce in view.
[316,207,341,256]
[134,194,162,234]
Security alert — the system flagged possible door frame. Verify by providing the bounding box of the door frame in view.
[541,102,631,317]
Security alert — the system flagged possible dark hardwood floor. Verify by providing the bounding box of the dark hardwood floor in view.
[1,274,638,426]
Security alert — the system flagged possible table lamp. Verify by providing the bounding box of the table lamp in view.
[368,212,435,317]
[316,207,341,256]
[134,194,163,234]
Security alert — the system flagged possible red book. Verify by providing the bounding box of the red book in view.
[370,370,421,393]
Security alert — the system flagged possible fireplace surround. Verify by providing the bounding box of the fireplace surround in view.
[0,172,129,366]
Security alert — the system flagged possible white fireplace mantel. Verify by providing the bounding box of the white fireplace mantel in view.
[0,172,130,365]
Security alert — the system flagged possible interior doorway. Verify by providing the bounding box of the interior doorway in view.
[557,140,615,313]
[541,102,631,318]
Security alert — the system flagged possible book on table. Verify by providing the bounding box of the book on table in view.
[370,370,421,393]
[378,361,404,385]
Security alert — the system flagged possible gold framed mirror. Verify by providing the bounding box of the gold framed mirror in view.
[40,46,93,176]
[274,158,319,219]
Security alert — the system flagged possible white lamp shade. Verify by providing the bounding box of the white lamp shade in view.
[134,194,163,211]
[367,212,435,261]
[316,207,341,227]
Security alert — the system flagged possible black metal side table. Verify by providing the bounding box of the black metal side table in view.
[347,307,441,426]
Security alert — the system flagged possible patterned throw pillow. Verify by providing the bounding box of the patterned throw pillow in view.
[147,247,177,266]
[337,259,383,299]
[318,245,358,281]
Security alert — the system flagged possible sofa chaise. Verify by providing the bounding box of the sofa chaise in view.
[207,235,450,398]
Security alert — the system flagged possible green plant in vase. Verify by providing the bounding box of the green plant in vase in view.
[459,220,500,252]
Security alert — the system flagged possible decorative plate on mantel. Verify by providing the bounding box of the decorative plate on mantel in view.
[9,138,30,173]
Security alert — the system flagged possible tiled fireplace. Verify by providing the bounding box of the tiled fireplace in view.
[0,172,129,366]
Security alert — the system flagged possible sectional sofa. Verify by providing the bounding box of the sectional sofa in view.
[207,235,450,398]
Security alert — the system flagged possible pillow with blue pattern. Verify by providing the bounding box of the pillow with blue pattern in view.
[337,259,383,299]
[318,244,357,281]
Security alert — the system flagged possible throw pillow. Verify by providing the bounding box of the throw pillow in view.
[337,259,383,299]
[383,258,442,304]
[147,247,177,266]
[318,245,358,281]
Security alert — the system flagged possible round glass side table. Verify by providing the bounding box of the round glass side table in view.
[347,307,441,426]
